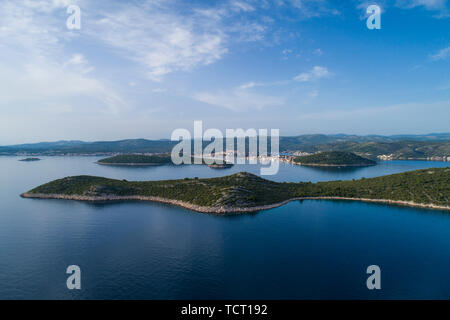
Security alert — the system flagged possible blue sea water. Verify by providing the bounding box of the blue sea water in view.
[0,156,449,299]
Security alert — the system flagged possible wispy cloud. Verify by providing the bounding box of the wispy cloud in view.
[395,0,449,17]
[430,46,450,60]
[230,0,255,12]
[65,54,94,74]
[88,2,228,81]
[294,66,333,82]
[278,0,341,18]
[396,0,447,10]
[314,48,324,56]
[0,0,127,115]
[0,0,338,85]
[238,82,260,90]
[357,0,449,18]
[193,87,284,111]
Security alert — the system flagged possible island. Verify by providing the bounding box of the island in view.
[97,154,173,166]
[21,167,449,213]
[19,158,41,162]
[207,162,234,169]
[98,154,234,168]
[290,151,376,167]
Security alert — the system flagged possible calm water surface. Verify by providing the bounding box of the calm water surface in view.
[0,156,449,299]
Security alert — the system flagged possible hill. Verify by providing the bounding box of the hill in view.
[97,154,172,165]
[313,141,450,161]
[22,168,450,213]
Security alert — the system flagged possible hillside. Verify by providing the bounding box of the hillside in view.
[22,168,450,213]
[291,151,376,166]
[313,141,450,160]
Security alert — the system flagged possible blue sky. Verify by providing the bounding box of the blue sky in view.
[0,0,449,144]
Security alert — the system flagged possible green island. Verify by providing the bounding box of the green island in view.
[19,157,41,162]
[97,154,173,166]
[21,167,450,213]
[207,163,234,169]
[291,151,376,167]
[98,154,234,168]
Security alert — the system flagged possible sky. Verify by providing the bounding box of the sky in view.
[0,0,449,144]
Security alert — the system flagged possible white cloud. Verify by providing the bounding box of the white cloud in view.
[278,0,341,18]
[314,48,323,56]
[0,0,271,87]
[396,0,447,10]
[237,82,261,89]
[68,54,87,66]
[395,0,449,17]
[294,66,332,82]
[0,0,126,115]
[231,0,255,12]
[66,54,94,74]
[88,3,228,81]
[430,46,450,60]
[81,1,274,81]
[358,0,448,18]
[0,58,126,115]
[0,0,328,86]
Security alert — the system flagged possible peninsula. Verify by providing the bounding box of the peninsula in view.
[21,167,450,213]
[291,151,376,167]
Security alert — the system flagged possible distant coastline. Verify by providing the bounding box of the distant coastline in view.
[1,134,449,161]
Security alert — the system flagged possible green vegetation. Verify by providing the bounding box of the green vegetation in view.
[23,167,450,211]
[98,154,173,165]
[207,163,234,169]
[97,154,234,168]
[292,151,376,166]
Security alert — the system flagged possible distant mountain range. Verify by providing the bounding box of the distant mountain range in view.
[1,133,450,160]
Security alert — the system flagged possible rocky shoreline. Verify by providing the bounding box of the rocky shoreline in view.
[20,192,450,213]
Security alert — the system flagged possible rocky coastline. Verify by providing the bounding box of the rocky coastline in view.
[20,193,450,213]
